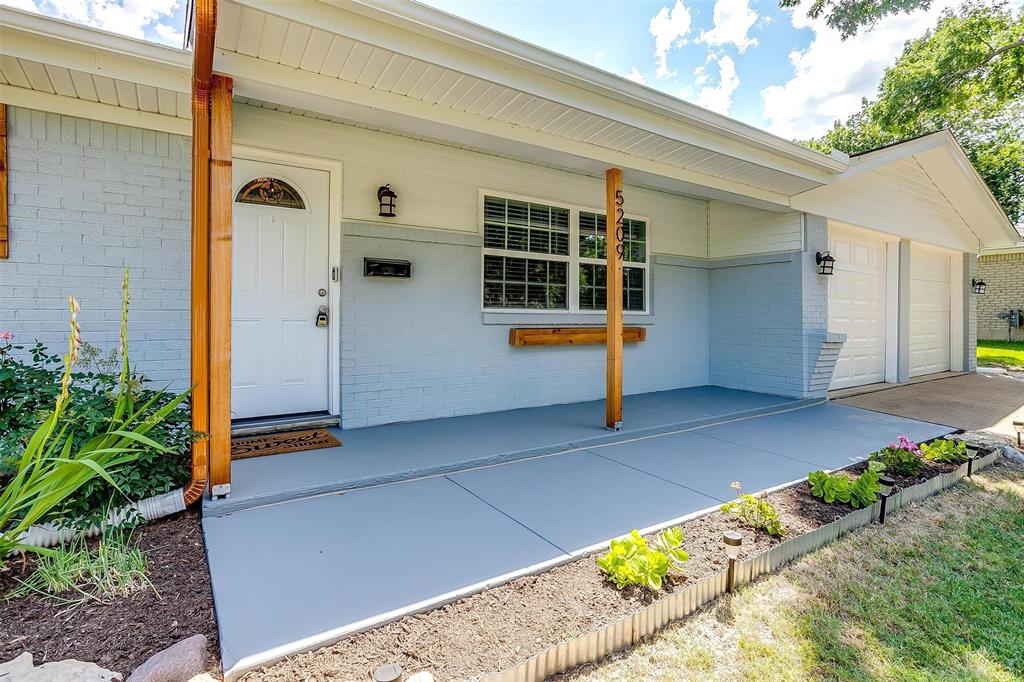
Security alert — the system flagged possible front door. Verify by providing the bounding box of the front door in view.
[231,158,331,419]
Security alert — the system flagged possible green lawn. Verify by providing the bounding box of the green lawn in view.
[977,340,1024,369]
[569,463,1024,682]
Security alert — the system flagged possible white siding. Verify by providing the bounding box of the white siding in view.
[708,201,802,258]
[233,104,709,257]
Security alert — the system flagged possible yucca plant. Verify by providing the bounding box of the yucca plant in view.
[0,272,189,567]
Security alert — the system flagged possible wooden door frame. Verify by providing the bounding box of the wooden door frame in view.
[231,144,344,419]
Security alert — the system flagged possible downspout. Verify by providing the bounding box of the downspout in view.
[184,0,216,507]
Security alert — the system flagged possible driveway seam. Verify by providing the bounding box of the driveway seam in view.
[582,448,730,503]
[444,475,573,556]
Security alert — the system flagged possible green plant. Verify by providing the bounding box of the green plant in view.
[0,274,191,566]
[721,491,787,537]
[6,523,153,603]
[808,462,884,509]
[920,439,969,464]
[596,527,690,592]
[869,436,926,477]
[1,288,194,529]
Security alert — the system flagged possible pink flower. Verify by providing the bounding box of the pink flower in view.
[890,435,919,452]
[0,331,13,341]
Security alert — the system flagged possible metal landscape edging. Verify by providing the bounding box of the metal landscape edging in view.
[479,451,1001,682]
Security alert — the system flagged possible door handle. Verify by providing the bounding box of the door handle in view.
[315,306,329,327]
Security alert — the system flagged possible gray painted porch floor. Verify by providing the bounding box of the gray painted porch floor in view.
[202,390,955,677]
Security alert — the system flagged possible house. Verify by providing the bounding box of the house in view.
[976,244,1024,343]
[0,0,1019,506]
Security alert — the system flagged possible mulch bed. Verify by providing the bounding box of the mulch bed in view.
[0,509,220,678]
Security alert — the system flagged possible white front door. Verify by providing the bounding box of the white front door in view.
[828,226,888,389]
[910,245,951,377]
[231,159,332,419]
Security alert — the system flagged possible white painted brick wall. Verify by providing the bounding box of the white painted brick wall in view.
[0,107,191,389]
[976,253,1023,342]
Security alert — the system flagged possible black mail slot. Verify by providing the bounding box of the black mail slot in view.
[364,257,412,278]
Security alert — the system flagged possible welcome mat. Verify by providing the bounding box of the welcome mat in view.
[231,429,342,460]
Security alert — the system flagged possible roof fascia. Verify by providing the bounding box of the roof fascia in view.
[228,0,845,183]
[0,7,191,93]
[0,86,191,135]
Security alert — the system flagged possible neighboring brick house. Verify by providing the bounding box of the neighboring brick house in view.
[977,247,1024,342]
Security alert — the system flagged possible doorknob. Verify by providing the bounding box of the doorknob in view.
[315,306,329,327]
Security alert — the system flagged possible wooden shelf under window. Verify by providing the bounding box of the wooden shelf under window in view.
[509,326,646,347]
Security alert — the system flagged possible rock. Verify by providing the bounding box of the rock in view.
[127,635,208,682]
[407,673,436,682]
[0,654,122,682]
[185,676,218,682]
[1002,445,1024,465]
[0,653,35,678]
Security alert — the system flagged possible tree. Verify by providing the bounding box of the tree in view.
[779,0,936,38]
[804,3,1024,226]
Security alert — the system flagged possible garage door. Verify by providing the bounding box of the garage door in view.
[910,246,951,376]
[828,227,888,389]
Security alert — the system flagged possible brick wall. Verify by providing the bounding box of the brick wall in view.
[339,223,710,428]
[976,251,1024,342]
[0,107,192,389]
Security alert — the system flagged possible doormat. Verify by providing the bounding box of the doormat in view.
[230,429,342,460]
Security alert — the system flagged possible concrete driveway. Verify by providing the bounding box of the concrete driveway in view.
[837,373,1024,438]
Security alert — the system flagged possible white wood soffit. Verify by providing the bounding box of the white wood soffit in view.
[0,7,191,135]
[215,0,842,206]
[792,131,1020,251]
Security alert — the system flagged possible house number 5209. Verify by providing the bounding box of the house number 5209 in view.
[614,189,625,260]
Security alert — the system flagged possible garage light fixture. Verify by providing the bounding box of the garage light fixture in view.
[1014,420,1023,447]
[722,530,742,593]
[877,475,895,524]
[815,251,835,276]
[377,184,397,217]
[972,278,987,294]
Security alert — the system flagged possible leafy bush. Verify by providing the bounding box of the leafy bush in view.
[808,462,884,509]
[596,527,690,592]
[0,272,194,530]
[869,436,925,476]
[721,492,786,537]
[920,438,968,463]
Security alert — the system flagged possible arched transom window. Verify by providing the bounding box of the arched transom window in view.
[235,177,305,209]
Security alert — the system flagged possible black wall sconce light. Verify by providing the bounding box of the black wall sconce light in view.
[816,251,836,276]
[377,184,397,218]
[972,278,987,294]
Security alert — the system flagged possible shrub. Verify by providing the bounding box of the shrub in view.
[869,436,925,477]
[721,492,786,537]
[920,438,968,463]
[808,462,884,509]
[0,272,194,535]
[596,527,689,592]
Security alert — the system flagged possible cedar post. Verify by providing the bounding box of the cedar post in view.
[208,75,233,494]
[605,168,623,430]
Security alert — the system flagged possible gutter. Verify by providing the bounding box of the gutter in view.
[184,0,216,507]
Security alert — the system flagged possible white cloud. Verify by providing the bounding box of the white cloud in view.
[650,0,692,78]
[594,50,605,64]
[760,1,959,140]
[2,0,181,43]
[625,67,647,85]
[699,0,759,53]
[694,53,739,115]
[155,22,184,47]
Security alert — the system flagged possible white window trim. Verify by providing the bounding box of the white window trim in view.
[478,188,652,315]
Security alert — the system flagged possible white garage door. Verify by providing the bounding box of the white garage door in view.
[910,246,951,376]
[828,227,888,389]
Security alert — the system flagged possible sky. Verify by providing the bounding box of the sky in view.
[0,0,982,141]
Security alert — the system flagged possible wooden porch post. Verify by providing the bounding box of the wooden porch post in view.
[208,74,233,494]
[1,104,8,259]
[605,168,623,430]
[189,72,211,502]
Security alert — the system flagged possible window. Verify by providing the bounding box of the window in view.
[482,193,649,313]
[235,177,305,209]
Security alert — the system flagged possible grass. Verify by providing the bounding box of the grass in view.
[5,524,155,605]
[977,340,1024,369]
[567,462,1024,682]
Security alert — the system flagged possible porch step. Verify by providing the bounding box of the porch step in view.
[204,390,827,518]
[230,412,340,437]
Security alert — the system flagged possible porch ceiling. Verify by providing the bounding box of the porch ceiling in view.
[214,0,846,209]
